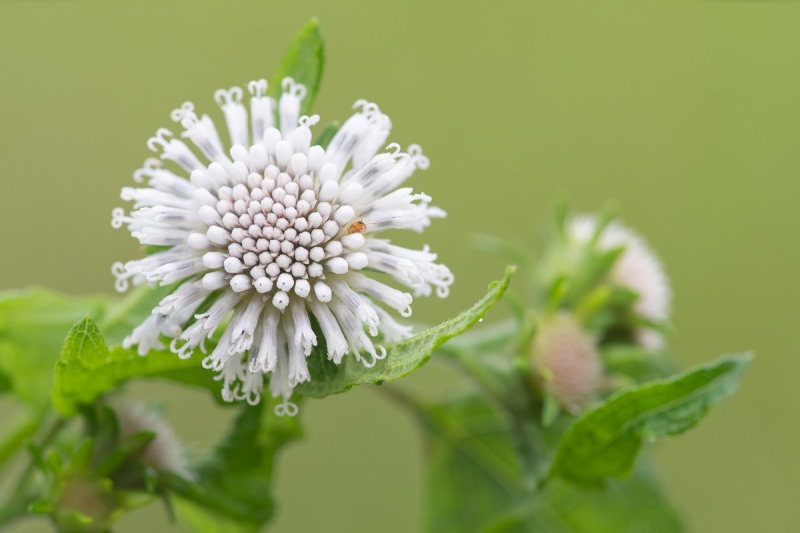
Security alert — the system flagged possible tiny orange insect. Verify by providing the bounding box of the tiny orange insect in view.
[347,220,366,235]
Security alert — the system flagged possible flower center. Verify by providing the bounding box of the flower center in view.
[199,145,359,307]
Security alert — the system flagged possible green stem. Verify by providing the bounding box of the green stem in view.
[0,411,43,470]
[0,414,67,527]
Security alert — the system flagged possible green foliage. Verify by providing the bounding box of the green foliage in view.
[0,284,167,411]
[170,398,303,530]
[488,465,685,532]
[418,393,684,533]
[421,394,522,533]
[297,267,515,398]
[52,317,213,416]
[0,289,108,407]
[550,354,752,486]
[0,16,757,532]
[269,19,325,116]
[172,497,260,533]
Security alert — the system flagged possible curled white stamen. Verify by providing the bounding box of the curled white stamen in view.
[281,77,307,98]
[147,128,174,152]
[248,79,268,97]
[360,345,387,368]
[111,261,136,292]
[133,158,162,183]
[299,115,320,127]
[274,399,299,417]
[214,86,243,105]
[170,102,195,122]
[408,144,430,170]
[111,207,127,229]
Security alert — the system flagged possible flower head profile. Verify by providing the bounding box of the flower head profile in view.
[568,215,671,351]
[112,77,452,414]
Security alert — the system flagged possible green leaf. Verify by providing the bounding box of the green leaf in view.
[0,367,11,395]
[296,266,515,398]
[96,431,157,476]
[0,289,109,407]
[487,461,685,532]
[53,317,215,416]
[173,496,260,533]
[59,316,110,366]
[534,464,685,533]
[170,398,303,528]
[418,392,684,533]
[269,19,324,116]
[601,344,676,384]
[0,286,166,409]
[550,353,752,486]
[420,394,523,533]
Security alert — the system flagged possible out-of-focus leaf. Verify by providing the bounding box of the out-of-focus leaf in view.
[550,354,752,486]
[601,344,675,383]
[173,496,259,533]
[0,367,11,395]
[0,285,167,409]
[419,393,684,533]
[170,398,303,528]
[421,394,522,533]
[297,267,515,398]
[486,462,685,532]
[269,19,325,116]
[0,289,109,407]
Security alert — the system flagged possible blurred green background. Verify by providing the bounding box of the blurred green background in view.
[1,0,798,531]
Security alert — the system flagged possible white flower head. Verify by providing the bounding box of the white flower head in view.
[114,401,189,477]
[112,78,453,414]
[569,215,671,351]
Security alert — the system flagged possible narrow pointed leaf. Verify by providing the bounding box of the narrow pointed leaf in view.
[269,19,325,116]
[296,267,515,398]
[550,353,752,486]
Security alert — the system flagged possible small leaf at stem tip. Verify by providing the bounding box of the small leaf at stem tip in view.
[60,317,109,366]
[52,316,214,417]
[549,353,753,486]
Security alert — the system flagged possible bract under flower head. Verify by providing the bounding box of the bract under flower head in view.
[112,78,453,414]
[569,215,671,351]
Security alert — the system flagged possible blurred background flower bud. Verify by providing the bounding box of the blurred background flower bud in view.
[114,402,189,478]
[568,215,671,351]
[531,314,603,414]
